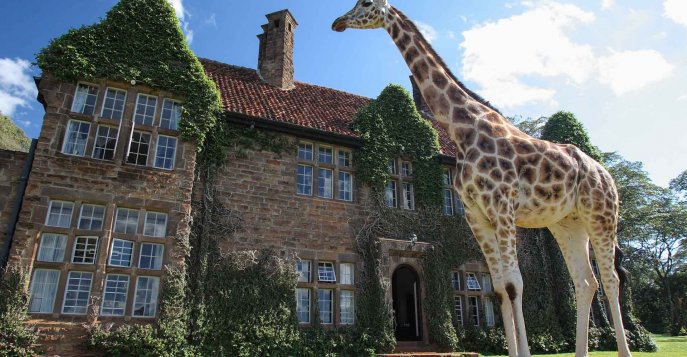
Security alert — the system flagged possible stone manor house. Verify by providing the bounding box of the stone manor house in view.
[0,9,607,353]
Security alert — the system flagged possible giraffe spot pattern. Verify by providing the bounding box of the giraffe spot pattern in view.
[432,70,448,89]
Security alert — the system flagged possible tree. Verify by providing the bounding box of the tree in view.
[541,111,602,162]
[0,112,31,152]
[509,115,547,138]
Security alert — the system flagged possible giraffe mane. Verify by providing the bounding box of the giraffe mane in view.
[391,7,502,115]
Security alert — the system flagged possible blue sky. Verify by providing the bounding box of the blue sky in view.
[1,0,686,186]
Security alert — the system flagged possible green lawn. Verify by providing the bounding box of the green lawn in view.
[490,335,687,357]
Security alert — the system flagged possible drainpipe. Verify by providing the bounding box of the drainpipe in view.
[1,139,37,270]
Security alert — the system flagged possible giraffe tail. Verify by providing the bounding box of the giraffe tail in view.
[614,245,628,292]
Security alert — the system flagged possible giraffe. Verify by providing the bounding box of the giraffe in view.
[332,1,631,357]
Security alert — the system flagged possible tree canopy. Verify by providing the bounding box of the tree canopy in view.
[541,111,602,162]
[0,113,31,152]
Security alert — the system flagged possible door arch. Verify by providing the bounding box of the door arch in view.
[392,265,422,341]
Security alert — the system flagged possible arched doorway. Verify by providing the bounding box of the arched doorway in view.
[392,265,422,341]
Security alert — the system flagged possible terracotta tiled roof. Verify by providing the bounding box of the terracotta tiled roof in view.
[200,58,456,157]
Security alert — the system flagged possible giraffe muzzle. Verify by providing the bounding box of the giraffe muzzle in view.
[332,17,348,32]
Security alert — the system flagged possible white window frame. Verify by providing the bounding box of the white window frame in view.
[160,98,182,130]
[134,93,158,126]
[296,260,311,283]
[296,288,311,324]
[143,211,168,237]
[71,236,98,265]
[61,120,91,157]
[402,183,415,210]
[454,296,464,326]
[318,289,334,325]
[340,263,354,285]
[62,271,93,315]
[91,125,119,161]
[450,271,461,290]
[153,135,177,170]
[443,168,453,186]
[78,204,105,231]
[338,149,352,168]
[138,243,164,270]
[466,273,482,291]
[443,189,454,216]
[338,171,353,202]
[100,87,127,120]
[317,262,336,283]
[100,274,130,316]
[133,276,160,318]
[127,131,151,166]
[45,200,74,228]
[37,233,67,262]
[108,239,134,267]
[71,83,99,115]
[317,168,334,199]
[298,142,314,161]
[28,269,60,314]
[401,161,412,177]
[340,290,355,325]
[318,146,333,164]
[385,180,398,208]
[388,159,397,175]
[113,207,139,235]
[296,165,313,196]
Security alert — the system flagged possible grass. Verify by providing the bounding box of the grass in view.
[489,334,687,357]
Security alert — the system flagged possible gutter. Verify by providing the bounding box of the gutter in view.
[1,139,37,270]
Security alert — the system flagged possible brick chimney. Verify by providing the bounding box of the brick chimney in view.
[409,75,431,116]
[257,10,298,90]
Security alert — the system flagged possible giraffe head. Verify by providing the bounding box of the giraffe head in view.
[332,0,391,32]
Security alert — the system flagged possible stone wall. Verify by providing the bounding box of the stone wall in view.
[0,149,28,256]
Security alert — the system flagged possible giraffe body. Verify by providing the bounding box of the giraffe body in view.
[333,2,632,357]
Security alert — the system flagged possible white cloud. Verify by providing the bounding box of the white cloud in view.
[204,13,217,28]
[166,0,193,43]
[0,58,37,117]
[460,2,596,107]
[446,31,456,40]
[601,0,614,10]
[677,93,687,102]
[415,21,438,43]
[663,0,687,28]
[598,50,674,95]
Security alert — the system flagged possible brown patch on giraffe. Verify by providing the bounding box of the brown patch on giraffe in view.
[477,134,496,154]
[466,149,480,162]
[498,158,514,172]
[391,23,400,38]
[452,107,472,125]
[521,166,536,184]
[533,141,549,153]
[447,84,467,105]
[432,70,448,89]
[414,34,428,52]
[490,169,503,181]
[467,104,482,116]
[424,85,439,103]
[432,94,450,118]
[398,33,412,51]
[478,156,497,171]
[476,177,495,192]
[526,154,542,167]
[461,164,473,182]
[496,139,515,159]
[404,46,419,63]
[513,139,536,155]
[540,159,554,183]
[412,60,430,82]
[455,150,465,161]
[484,112,501,124]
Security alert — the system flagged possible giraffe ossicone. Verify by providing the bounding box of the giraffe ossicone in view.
[333,1,632,357]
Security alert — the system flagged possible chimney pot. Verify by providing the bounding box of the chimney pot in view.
[257,10,298,90]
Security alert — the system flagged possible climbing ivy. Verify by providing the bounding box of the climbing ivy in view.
[0,267,39,356]
[36,0,222,148]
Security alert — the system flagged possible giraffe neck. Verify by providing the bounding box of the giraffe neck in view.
[384,7,487,126]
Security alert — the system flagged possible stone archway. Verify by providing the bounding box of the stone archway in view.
[392,264,422,341]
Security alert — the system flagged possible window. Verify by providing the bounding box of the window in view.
[71,83,98,115]
[37,234,67,262]
[340,263,354,285]
[456,198,466,216]
[101,275,129,316]
[388,160,397,175]
[318,289,333,324]
[340,290,355,325]
[338,150,352,168]
[443,168,453,186]
[109,239,134,267]
[45,200,74,228]
[101,88,126,120]
[297,165,313,196]
[466,273,481,291]
[451,271,461,290]
[114,208,139,235]
[318,146,333,164]
[154,135,177,170]
[296,260,311,283]
[143,212,167,237]
[338,172,353,201]
[78,204,105,231]
[468,296,480,327]
[29,269,59,313]
[133,276,160,317]
[443,190,454,216]
[298,142,314,161]
[62,271,93,315]
[402,183,414,210]
[482,273,493,293]
[484,298,495,327]
[160,99,181,130]
[72,236,98,264]
[127,131,151,166]
[139,243,164,270]
[317,168,333,198]
[401,161,412,177]
[92,125,118,160]
[62,120,90,156]
[454,296,464,326]
[385,181,397,208]
[134,94,157,126]
[318,262,336,282]
[296,288,310,323]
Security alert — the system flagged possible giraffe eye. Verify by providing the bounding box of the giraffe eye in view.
[362,0,373,7]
